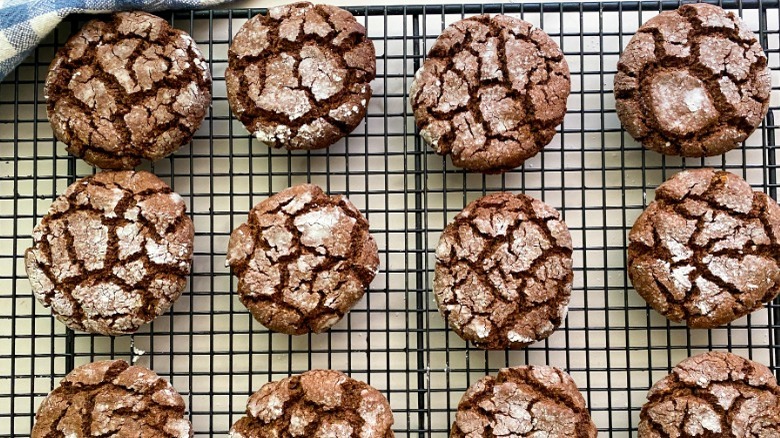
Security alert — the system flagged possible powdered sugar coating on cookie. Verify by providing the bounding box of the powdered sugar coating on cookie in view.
[410,14,570,173]
[639,351,780,437]
[451,365,597,437]
[45,12,211,169]
[614,3,770,157]
[628,168,780,328]
[230,369,394,437]
[226,2,376,150]
[32,360,192,438]
[25,171,194,335]
[226,184,378,334]
[434,192,572,349]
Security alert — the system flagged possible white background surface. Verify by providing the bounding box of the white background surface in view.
[229,0,575,7]
[1,2,779,437]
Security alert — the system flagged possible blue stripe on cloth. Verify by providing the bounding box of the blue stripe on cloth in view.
[0,45,32,79]
[0,4,36,29]
[6,20,37,51]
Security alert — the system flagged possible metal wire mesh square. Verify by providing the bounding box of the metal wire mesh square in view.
[1,1,779,436]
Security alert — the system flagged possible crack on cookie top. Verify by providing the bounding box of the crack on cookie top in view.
[45,11,212,169]
[451,365,597,438]
[225,2,376,150]
[226,184,379,335]
[433,192,573,349]
[628,168,780,328]
[638,352,780,438]
[31,360,192,438]
[614,3,770,157]
[410,14,570,173]
[229,369,394,438]
[24,171,194,335]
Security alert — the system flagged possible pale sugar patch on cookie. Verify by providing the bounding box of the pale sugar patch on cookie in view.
[615,3,770,157]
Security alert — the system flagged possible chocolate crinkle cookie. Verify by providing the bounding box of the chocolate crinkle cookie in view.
[615,3,771,157]
[230,369,394,438]
[434,192,573,349]
[451,365,597,437]
[639,351,780,437]
[628,168,780,328]
[32,360,192,438]
[25,171,194,336]
[226,2,376,150]
[226,184,378,335]
[45,11,211,169]
[410,15,570,174]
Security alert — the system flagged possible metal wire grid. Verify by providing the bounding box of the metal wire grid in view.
[1,1,779,436]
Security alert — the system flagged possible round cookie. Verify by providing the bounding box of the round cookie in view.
[628,168,780,328]
[45,11,211,169]
[25,171,194,336]
[451,365,597,437]
[32,360,192,437]
[639,351,780,437]
[434,192,573,349]
[226,184,378,335]
[614,3,771,157]
[410,15,570,173]
[229,369,394,437]
[226,2,376,150]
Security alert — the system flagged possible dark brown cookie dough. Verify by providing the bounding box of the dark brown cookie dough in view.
[45,11,211,170]
[32,360,192,438]
[230,369,394,438]
[451,365,597,437]
[434,192,572,349]
[628,168,780,328]
[615,3,771,157]
[25,171,194,336]
[639,351,780,437]
[226,184,378,335]
[226,2,376,150]
[410,15,570,174]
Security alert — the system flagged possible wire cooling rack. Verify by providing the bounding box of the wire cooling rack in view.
[1,1,779,436]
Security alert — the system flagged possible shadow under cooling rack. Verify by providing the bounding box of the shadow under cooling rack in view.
[1,1,780,436]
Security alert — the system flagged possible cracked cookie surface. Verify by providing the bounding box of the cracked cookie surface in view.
[226,2,376,150]
[639,351,780,437]
[434,192,572,349]
[32,359,192,438]
[226,184,378,335]
[614,3,771,157]
[410,14,570,174]
[628,168,780,328]
[25,171,194,336]
[451,365,597,438]
[229,369,394,438]
[45,11,212,169]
